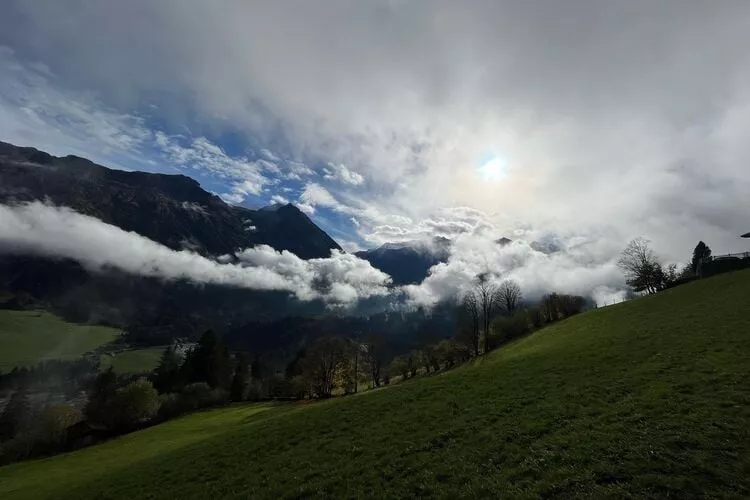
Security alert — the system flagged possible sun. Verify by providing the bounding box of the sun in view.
[477,153,508,181]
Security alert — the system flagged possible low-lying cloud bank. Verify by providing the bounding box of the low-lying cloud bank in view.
[403,233,629,308]
[0,202,392,306]
[0,202,630,310]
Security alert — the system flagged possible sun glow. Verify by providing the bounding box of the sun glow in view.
[478,153,508,181]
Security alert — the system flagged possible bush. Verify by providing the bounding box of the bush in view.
[157,393,184,421]
[35,404,82,448]
[0,432,36,464]
[180,382,213,410]
[246,380,265,402]
[435,339,470,368]
[527,306,545,328]
[489,313,531,350]
[265,376,308,400]
[0,403,82,465]
[109,379,160,431]
[180,382,227,411]
[540,293,587,321]
[390,356,410,380]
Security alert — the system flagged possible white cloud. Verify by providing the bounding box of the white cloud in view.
[259,148,279,162]
[181,201,208,215]
[323,162,364,185]
[220,192,245,205]
[2,2,750,301]
[270,194,289,205]
[338,239,363,253]
[299,182,343,211]
[283,161,315,181]
[155,132,269,203]
[0,47,151,170]
[403,232,627,308]
[0,49,276,206]
[297,202,316,215]
[0,202,392,306]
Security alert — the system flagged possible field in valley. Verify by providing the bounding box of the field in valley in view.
[0,310,119,372]
[100,346,167,374]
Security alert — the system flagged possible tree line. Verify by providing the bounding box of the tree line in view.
[616,238,713,294]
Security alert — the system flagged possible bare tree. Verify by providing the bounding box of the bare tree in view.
[362,332,388,388]
[617,238,663,294]
[462,291,480,357]
[301,337,347,398]
[475,273,501,354]
[498,280,523,316]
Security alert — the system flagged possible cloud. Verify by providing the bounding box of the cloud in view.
[270,194,290,205]
[0,202,392,306]
[155,132,269,203]
[323,162,364,185]
[299,183,343,211]
[364,208,495,246]
[1,1,750,300]
[403,232,627,308]
[0,46,151,170]
[297,202,316,215]
[0,201,660,310]
[259,149,280,162]
[283,161,315,181]
[0,48,284,207]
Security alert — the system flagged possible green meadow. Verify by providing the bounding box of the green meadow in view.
[1,270,748,498]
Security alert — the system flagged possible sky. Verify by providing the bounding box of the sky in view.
[1,1,749,306]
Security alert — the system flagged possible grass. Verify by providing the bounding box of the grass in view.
[1,270,749,498]
[0,404,283,498]
[100,347,167,374]
[0,310,119,372]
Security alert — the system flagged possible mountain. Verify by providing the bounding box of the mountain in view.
[355,237,451,285]
[0,141,340,259]
[356,236,521,285]
[0,141,348,342]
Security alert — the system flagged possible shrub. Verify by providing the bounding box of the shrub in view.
[527,306,545,328]
[35,404,82,448]
[110,379,160,431]
[180,382,214,410]
[435,339,470,368]
[390,356,410,380]
[490,313,531,349]
[266,376,308,400]
[180,382,227,410]
[0,432,36,464]
[246,380,265,402]
[157,393,184,420]
[0,404,82,465]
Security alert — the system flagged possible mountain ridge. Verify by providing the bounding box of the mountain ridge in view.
[0,141,341,259]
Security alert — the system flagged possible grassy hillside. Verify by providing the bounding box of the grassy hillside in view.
[1,270,749,498]
[0,310,119,371]
[100,347,167,374]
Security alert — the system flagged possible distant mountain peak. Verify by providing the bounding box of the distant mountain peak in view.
[356,236,452,285]
[259,203,286,212]
[496,237,513,246]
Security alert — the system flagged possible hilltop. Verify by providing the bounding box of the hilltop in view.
[1,269,748,498]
